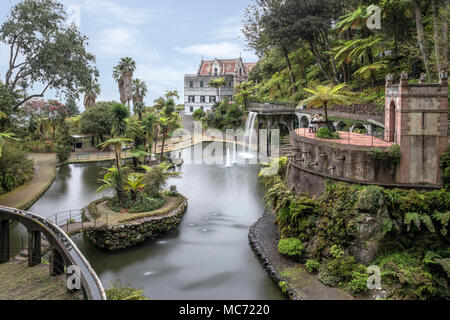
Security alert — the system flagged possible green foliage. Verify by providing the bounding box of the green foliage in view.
[202,101,244,129]
[316,127,339,139]
[80,102,114,141]
[347,270,369,294]
[370,145,401,166]
[55,144,71,163]
[305,259,320,274]
[277,238,303,257]
[106,281,147,300]
[440,148,450,190]
[278,281,288,295]
[192,108,206,121]
[0,0,98,108]
[0,143,34,194]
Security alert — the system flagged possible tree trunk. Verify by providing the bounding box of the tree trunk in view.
[115,144,125,206]
[412,0,431,80]
[308,39,331,81]
[324,101,330,130]
[282,45,297,94]
[432,0,442,73]
[442,0,449,71]
[160,127,166,162]
[321,28,338,83]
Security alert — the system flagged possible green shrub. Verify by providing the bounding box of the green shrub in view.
[316,127,339,139]
[0,143,34,194]
[192,108,206,121]
[278,238,303,257]
[106,281,147,300]
[55,144,72,162]
[440,147,450,189]
[305,259,320,273]
[347,270,369,294]
[278,281,288,295]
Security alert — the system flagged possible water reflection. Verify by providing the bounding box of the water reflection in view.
[15,143,285,300]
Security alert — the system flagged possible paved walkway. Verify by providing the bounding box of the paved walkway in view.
[0,259,82,300]
[0,153,58,210]
[294,128,393,148]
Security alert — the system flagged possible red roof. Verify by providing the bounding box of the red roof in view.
[198,58,256,76]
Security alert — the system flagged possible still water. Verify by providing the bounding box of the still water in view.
[17,143,285,300]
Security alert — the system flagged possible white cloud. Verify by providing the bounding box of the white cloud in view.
[210,16,243,41]
[81,0,161,25]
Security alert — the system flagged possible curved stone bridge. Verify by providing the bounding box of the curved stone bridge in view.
[0,206,106,300]
[249,103,385,134]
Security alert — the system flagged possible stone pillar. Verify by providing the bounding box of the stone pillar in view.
[27,230,41,267]
[0,219,10,264]
[49,247,65,276]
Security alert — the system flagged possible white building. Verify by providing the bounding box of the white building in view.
[184,58,256,115]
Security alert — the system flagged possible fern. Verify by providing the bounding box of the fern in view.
[433,211,450,236]
[382,217,394,236]
[420,214,435,233]
[404,212,421,231]
[435,259,450,278]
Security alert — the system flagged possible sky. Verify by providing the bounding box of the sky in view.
[0,0,258,111]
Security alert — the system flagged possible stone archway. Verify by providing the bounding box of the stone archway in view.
[299,115,310,129]
[336,121,349,132]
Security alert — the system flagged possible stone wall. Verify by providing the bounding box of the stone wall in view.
[287,134,398,198]
[84,198,188,250]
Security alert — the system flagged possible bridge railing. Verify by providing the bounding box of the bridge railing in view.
[0,206,107,300]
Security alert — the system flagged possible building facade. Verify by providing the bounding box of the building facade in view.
[184,58,256,115]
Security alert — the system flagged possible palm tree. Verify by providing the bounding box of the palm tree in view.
[113,57,136,112]
[159,98,180,162]
[134,102,146,121]
[209,78,227,103]
[143,113,157,155]
[83,81,100,110]
[132,79,148,111]
[98,138,133,205]
[98,103,130,206]
[165,90,180,100]
[153,97,165,111]
[300,83,356,129]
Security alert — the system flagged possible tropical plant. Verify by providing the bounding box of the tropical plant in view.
[124,173,145,201]
[140,162,180,198]
[209,78,227,103]
[113,57,136,111]
[234,80,255,109]
[98,138,132,206]
[132,79,148,106]
[300,83,356,129]
[82,80,100,109]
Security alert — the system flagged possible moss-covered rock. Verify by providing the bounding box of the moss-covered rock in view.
[83,197,187,250]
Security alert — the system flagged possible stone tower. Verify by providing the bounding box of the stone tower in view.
[384,71,448,186]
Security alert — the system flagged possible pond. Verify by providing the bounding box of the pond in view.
[13,142,285,300]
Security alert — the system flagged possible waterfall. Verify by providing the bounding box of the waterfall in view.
[225,146,232,167]
[240,112,257,159]
[232,139,237,164]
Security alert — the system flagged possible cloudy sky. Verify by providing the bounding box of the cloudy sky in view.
[0,0,257,110]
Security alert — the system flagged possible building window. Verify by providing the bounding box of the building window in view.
[188,96,195,103]
[200,80,204,88]
[214,68,218,76]
[189,81,194,88]
[200,96,206,103]
[190,106,193,113]
[210,96,216,103]
[229,81,233,88]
